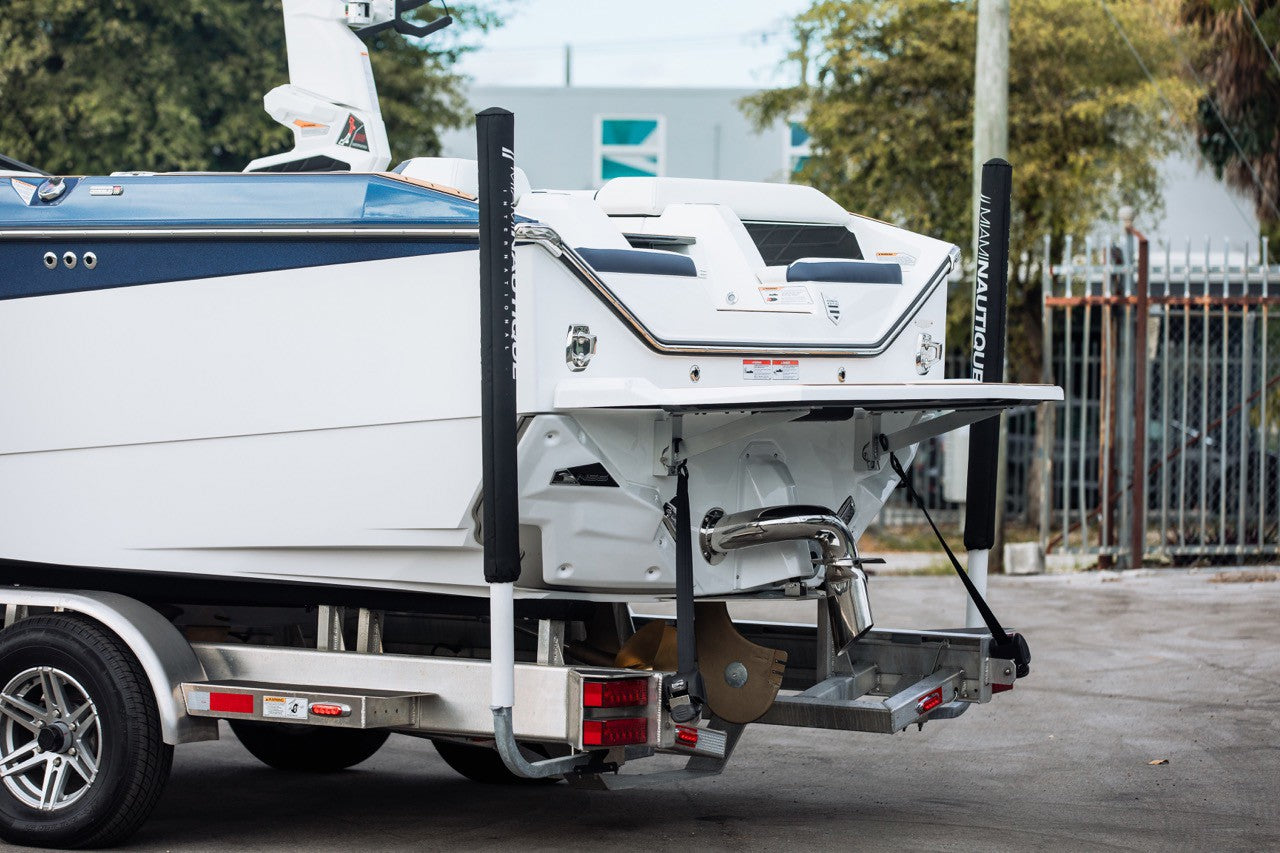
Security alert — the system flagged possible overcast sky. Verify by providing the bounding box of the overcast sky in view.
[458,0,812,88]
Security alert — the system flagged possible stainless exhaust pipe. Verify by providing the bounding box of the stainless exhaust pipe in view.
[699,505,872,653]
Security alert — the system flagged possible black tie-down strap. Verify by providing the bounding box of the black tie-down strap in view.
[665,455,706,723]
[884,442,1030,678]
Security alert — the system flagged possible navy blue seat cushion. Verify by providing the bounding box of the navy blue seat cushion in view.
[787,259,902,284]
[576,247,697,278]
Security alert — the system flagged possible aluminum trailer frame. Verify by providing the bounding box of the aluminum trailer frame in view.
[0,588,1018,754]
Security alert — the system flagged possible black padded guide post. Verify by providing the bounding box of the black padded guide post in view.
[963,158,1012,552]
[477,108,520,584]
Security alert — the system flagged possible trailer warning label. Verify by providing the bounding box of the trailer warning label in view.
[262,695,308,720]
[743,359,799,381]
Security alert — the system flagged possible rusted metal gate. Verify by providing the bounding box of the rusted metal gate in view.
[1041,231,1279,566]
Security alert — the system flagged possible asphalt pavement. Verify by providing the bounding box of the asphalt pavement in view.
[63,569,1280,852]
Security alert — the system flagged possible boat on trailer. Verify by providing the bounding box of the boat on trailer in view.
[0,0,1059,847]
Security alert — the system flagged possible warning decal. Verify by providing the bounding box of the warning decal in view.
[758,285,812,305]
[262,695,308,720]
[876,251,916,267]
[743,359,800,381]
[337,114,370,151]
[9,178,36,206]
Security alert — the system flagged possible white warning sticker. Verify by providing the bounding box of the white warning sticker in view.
[262,695,308,720]
[9,178,36,206]
[186,691,210,712]
[743,359,770,380]
[875,251,916,267]
[758,285,813,305]
[771,359,800,380]
[743,359,800,381]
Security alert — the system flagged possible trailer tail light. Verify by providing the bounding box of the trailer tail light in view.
[916,687,944,715]
[582,717,648,747]
[675,725,699,747]
[309,702,351,717]
[582,678,649,709]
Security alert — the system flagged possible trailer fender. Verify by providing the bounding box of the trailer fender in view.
[0,587,217,745]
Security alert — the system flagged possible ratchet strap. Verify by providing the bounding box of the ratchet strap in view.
[665,452,705,723]
[884,442,1031,678]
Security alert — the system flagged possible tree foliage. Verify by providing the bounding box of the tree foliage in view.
[0,1,500,174]
[1181,0,1280,243]
[744,0,1195,378]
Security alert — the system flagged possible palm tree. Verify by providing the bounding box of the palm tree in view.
[1180,1,1280,245]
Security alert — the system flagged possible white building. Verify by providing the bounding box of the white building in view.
[439,86,806,189]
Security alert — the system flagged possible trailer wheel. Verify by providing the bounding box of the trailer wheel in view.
[0,613,173,849]
[230,721,389,772]
[431,738,557,785]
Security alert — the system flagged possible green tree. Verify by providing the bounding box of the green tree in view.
[1180,0,1280,246]
[744,0,1195,378]
[0,1,500,174]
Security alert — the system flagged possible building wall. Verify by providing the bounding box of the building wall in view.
[439,87,1259,248]
[438,86,796,190]
[1145,153,1259,246]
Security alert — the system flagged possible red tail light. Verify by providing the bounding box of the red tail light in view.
[583,678,649,708]
[675,725,699,747]
[916,687,944,715]
[583,717,648,747]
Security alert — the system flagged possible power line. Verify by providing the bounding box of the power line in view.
[1236,0,1280,79]
[474,29,772,55]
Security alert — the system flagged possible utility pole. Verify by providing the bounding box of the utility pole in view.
[795,25,813,86]
[967,0,1010,620]
[564,44,572,87]
[973,0,1009,246]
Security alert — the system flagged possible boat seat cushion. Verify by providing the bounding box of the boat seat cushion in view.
[787,258,902,284]
[576,247,697,277]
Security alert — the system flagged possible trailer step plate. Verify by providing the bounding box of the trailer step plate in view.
[758,667,965,733]
[180,680,432,729]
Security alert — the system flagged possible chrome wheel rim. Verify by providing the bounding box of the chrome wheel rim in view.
[0,667,102,811]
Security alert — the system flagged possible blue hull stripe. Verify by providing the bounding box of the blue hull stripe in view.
[0,238,475,301]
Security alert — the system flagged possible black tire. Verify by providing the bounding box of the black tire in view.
[431,738,556,785]
[0,613,173,849]
[230,721,389,772]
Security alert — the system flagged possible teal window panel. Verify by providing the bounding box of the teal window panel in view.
[601,153,659,181]
[789,122,810,148]
[601,119,660,147]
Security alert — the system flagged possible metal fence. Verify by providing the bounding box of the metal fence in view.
[1040,232,1279,565]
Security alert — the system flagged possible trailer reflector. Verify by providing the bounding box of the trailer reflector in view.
[582,718,648,747]
[915,687,944,715]
[583,679,649,709]
[208,692,253,714]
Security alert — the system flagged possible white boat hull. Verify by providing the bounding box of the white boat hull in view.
[0,171,1060,604]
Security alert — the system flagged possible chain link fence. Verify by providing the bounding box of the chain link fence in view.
[1041,233,1278,564]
